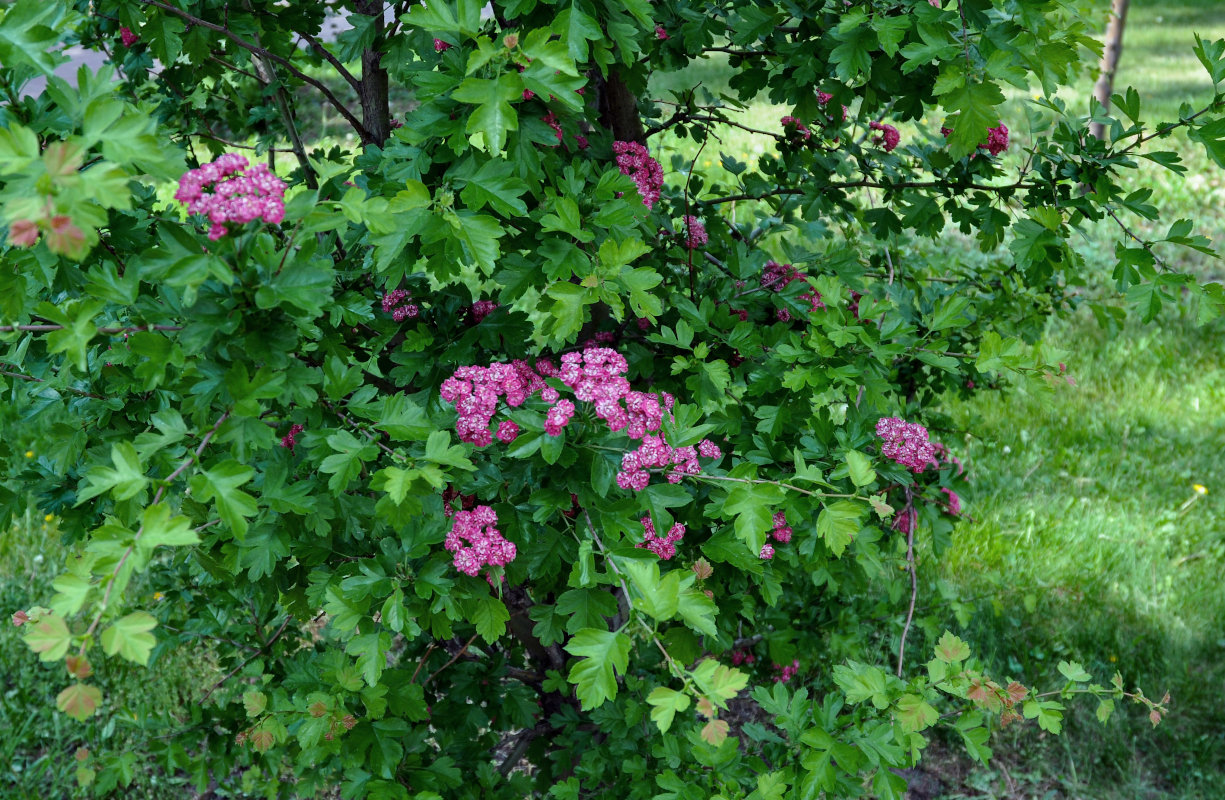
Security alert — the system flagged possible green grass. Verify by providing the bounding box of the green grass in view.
[0,509,215,799]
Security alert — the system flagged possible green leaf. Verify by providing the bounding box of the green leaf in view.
[469,594,510,642]
[832,661,893,709]
[136,503,199,554]
[424,430,475,471]
[76,442,148,504]
[565,628,631,710]
[646,686,690,733]
[1057,660,1092,682]
[676,586,718,637]
[844,450,876,487]
[458,158,530,216]
[939,79,1006,159]
[723,480,786,556]
[190,461,258,539]
[934,631,971,664]
[619,558,680,621]
[56,683,103,722]
[1096,698,1115,724]
[816,500,865,557]
[347,632,393,687]
[25,613,72,662]
[100,611,158,666]
[452,75,521,154]
[320,430,380,492]
[36,299,103,372]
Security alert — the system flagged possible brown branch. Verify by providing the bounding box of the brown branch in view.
[422,633,480,686]
[138,0,370,140]
[295,29,361,90]
[701,178,1033,206]
[0,368,106,400]
[0,324,183,333]
[199,615,293,705]
[408,643,438,683]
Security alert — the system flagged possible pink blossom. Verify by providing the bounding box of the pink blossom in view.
[445,505,516,576]
[817,92,833,106]
[771,511,792,543]
[613,141,664,208]
[941,487,961,515]
[281,423,304,453]
[120,26,138,47]
[496,421,520,444]
[780,115,811,142]
[893,506,917,534]
[655,26,669,40]
[434,38,451,52]
[681,215,707,249]
[575,134,589,150]
[759,542,775,560]
[543,111,563,143]
[636,516,684,560]
[382,289,419,321]
[876,416,940,473]
[761,260,824,313]
[983,123,1009,156]
[773,659,799,682]
[869,121,900,152]
[174,154,286,240]
[471,300,499,322]
[697,439,721,460]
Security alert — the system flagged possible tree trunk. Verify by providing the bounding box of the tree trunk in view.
[1089,0,1130,141]
[600,70,644,143]
[356,0,390,145]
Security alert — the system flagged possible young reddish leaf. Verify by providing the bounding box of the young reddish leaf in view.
[249,727,276,752]
[65,653,93,679]
[56,683,103,721]
[700,718,730,746]
[25,613,72,662]
[243,690,268,718]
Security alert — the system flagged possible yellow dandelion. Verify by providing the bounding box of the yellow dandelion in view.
[24,450,33,458]
[1109,655,1117,663]
[44,513,53,522]
[153,591,164,601]
[1193,484,1207,495]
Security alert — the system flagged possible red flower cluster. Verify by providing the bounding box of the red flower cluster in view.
[280,423,304,453]
[470,300,499,322]
[613,141,664,208]
[119,26,138,47]
[681,215,707,249]
[174,154,286,241]
[445,505,516,576]
[433,38,451,52]
[780,115,812,141]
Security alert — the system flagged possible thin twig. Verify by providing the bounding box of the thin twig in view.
[423,633,480,686]
[138,0,370,140]
[409,643,437,683]
[896,488,918,678]
[0,368,106,399]
[0,324,183,333]
[199,615,292,705]
[692,473,856,499]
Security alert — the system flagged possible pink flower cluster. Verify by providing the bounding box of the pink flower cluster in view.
[893,506,918,534]
[434,38,451,52]
[941,122,1010,156]
[281,423,304,453]
[636,516,685,559]
[655,26,669,40]
[774,659,800,683]
[382,289,419,321]
[781,115,812,141]
[941,487,961,515]
[729,649,757,666]
[816,91,834,106]
[770,511,792,543]
[876,417,939,473]
[445,505,516,576]
[442,348,722,492]
[681,215,707,249]
[471,300,499,322]
[983,123,1009,156]
[759,542,775,560]
[761,260,824,314]
[613,141,664,208]
[543,111,563,143]
[869,121,901,152]
[120,26,138,47]
[174,154,286,241]
[441,361,547,447]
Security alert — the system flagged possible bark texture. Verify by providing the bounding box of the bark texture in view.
[1090,0,1130,141]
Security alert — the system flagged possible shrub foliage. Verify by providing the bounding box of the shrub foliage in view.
[2,0,1216,796]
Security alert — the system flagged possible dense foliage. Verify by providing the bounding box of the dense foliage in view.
[3,0,1220,796]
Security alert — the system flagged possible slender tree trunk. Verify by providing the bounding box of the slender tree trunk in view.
[1090,0,1130,141]
[356,0,390,145]
[600,70,644,143]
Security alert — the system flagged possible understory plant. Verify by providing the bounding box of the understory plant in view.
[2,0,1219,796]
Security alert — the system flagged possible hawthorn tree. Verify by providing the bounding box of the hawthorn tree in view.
[2,0,1217,796]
